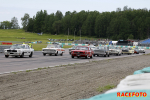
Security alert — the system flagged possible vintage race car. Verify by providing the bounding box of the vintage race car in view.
[122,47,134,55]
[42,44,65,56]
[138,48,145,53]
[88,45,96,51]
[109,46,122,56]
[4,44,34,58]
[93,46,110,57]
[71,46,93,59]
[68,45,77,54]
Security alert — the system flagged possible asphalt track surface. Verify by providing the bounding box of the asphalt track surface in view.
[0,49,150,74]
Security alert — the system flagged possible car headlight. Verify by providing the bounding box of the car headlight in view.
[18,50,21,53]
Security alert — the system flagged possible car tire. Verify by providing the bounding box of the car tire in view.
[93,54,95,57]
[119,53,121,56]
[90,55,93,58]
[29,52,33,57]
[117,52,119,56]
[107,54,109,57]
[85,55,88,59]
[43,53,46,56]
[55,52,58,56]
[71,55,74,58]
[104,55,106,57]
[20,53,24,58]
[5,55,9,58]
[60,52,63,56]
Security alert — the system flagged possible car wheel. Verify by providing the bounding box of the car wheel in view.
[55,52,58,56]
[117,52,119,56]
[93,54,95,57]
[71,55,74,58]
[85,55,88,59]
[69,52,71,55]
[60,52,63,56]
[20,53,24,58]
[5,55,9,58]
[90,55,93,58]
[143,52,145,53]
[29,52,33,57]
[43,53,46,56]
[119,53,121,56]
[104,55,106,57]
[107,54,109,57]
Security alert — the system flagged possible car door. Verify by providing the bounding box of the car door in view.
[88,47,92,56]
[24,45,30,55]
[26,45,31,55]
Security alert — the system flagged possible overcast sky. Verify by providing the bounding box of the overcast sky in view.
[1,0,150,27]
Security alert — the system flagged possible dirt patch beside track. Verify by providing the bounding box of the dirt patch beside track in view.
[0,55,150,100]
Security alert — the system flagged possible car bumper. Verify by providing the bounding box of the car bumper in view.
[42,51,57,54]
[139,50,145,53]
[4,52,21,56]
[72,53,88,57]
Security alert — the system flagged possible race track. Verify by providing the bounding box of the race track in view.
[0,49,150,74]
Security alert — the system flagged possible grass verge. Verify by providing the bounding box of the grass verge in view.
[97,85,115,92]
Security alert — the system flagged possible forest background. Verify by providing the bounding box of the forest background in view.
[1,6,150,40]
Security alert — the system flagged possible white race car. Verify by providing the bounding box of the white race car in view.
[4,44,34,58]
[42,44,65,56]
[88,45,96,51]
[138,48,145,53]
[109,46,122,56]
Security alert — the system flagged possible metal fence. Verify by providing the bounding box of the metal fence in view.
[0,45,11,53]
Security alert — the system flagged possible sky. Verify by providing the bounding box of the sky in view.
[1,0,150,27]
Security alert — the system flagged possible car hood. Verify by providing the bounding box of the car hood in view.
[5,49,21,50]
[72,50,88,52]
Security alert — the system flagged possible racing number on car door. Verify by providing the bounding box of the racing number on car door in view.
[25,46,30,55]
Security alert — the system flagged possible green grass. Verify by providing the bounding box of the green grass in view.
[0,29,97,50]
[97,85,115,92]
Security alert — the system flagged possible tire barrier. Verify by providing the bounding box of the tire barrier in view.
[81,67,150,100]
[46,42,88,46]
[100,45,150,49]
[133,67,150,75]
[0,45,11,53]
[46,42,150,49]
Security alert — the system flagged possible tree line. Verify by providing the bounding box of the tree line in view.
[0,17,20,29]
[1,6,150,40]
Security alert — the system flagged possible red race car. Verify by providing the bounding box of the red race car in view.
[71,46,93,59]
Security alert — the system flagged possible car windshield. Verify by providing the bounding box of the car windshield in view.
[76,47,88,50]
[72,46,76,49]
[97,46,105,49]
[47,45,59,48]
[122,47,128,49]
[10,44,25,49]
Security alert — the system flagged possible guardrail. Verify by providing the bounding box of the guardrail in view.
[101,45,150,49]
[47,42,88,46]
[0,45,11,53]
